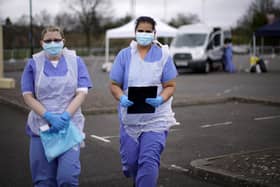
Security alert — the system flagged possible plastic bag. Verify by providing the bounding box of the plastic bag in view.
[40,122,84,162]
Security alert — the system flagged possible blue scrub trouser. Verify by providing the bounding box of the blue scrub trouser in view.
[224,48,235,73]
[29,136,81,187]
[120,127,167,187]
[224,57,235,73]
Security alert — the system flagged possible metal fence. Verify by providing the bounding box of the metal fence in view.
[255,46,280,56]
[3,46,280,61]
[3,47,119,61]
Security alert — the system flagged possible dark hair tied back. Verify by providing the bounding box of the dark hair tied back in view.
[135,16,156,31]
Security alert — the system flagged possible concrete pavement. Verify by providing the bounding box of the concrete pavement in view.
[191,147,280,187]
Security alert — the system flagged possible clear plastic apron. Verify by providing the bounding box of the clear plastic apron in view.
[27,48,85,137]
[120,41,176,126]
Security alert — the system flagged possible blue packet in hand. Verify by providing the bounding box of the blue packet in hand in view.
[40,121,84,162]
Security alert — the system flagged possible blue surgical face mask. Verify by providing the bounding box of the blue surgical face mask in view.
[135,32,154,46]
[42,41,64,56]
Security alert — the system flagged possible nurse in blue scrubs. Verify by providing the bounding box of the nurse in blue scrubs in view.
[223,38,235,73]
[21,26,92,187]
[109,16,178,187]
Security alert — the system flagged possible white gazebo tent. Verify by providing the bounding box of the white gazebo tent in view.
[104,18,178,65]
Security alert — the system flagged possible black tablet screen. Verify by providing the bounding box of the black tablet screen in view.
[127,86,158,114]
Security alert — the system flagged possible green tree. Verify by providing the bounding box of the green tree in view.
[102,14,133,31]
[33,10,53,27]
[168,13,200,28]
[233,0,280,44]
[67,0,112,52]
[54,13,79,32]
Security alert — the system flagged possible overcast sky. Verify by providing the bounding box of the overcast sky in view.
[0,0,255,28]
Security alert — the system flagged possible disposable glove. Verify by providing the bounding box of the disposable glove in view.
[43,112,66,133]
[120,95,134,107]
[145,96,164,108]
[60,111,71,129]
[43,111,55,123]
[61,111,71,122]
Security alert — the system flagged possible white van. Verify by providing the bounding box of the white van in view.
[170,23,231,73]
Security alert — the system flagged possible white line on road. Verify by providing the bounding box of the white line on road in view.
[254,115,280,121]
[102,135,119,139]
[90,124,182,143]
[216,89,232,96]
[223,89,232,94]
[216,86,240,97]
[200,121,233,128]
[170,164,189,172]
[90,134,111,143]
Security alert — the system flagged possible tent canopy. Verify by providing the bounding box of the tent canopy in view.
[255,19,280,37]
[252,19,280,55]
[105,18,178,63]
[106,18,178,39]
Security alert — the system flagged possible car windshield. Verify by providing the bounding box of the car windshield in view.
[172,33,207,47]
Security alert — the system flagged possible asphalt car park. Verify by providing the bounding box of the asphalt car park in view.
[81,102,280,186]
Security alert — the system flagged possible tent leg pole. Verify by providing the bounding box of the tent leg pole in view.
[253,34,256,56]
[261,37,264,55]
[105,37,109,63]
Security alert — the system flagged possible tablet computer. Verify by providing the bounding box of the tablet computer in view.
[127,86,157,114]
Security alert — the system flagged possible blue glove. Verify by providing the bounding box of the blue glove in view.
[60,111,71,129]
[43,111,54,123]
[61,111,71,121]
[120,95,134,107]
[145,96,164,108]
[43,112,66,133]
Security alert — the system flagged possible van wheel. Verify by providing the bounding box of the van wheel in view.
[201,62,210,73]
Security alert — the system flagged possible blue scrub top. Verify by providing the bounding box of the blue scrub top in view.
[109,43,178,90]
[21,55,93,94]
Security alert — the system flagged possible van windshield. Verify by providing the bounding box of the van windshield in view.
[172,33,207,47]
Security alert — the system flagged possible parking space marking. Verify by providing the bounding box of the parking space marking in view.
[216,89,232,96]
[216,86,240,96]
[102,135,119,139]
[200,121,232,128]
[223,89,232,94]
[170,164,189,172]
[254,115,280,121]
[90,134,111,143]
[90,125,183,144]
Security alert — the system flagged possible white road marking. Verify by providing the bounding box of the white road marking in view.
[170,164,189,172]
[102,135,119,139]
[217,89,232,96]
[216,86,240,96]
[90,134,111,143]
[223,89,232,94]
[200,121,233,128]
[216,93,222,96]
[90,124,182,143]
[254,115,280,121]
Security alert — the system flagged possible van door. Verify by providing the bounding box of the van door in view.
[207,31,223,61]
